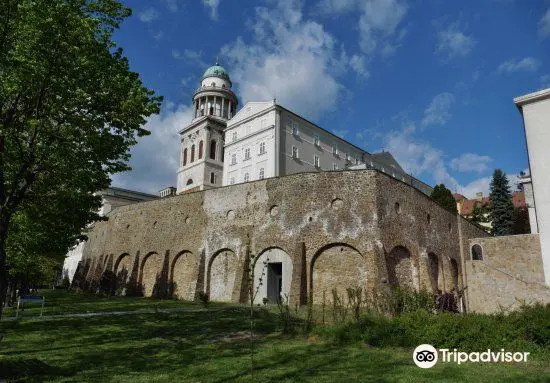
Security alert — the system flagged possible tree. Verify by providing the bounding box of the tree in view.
[511,206,530,235]
[470,201,490,226]
[430,184,458,214]
[0,0,161,317]
[489,169,514,236]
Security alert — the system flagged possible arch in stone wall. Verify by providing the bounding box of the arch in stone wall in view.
[252,247,293,304]
[171,251,198,301]
[427,252,440,293]
[310,243,365,304]
[386,246,414,290]
[114,253,132,295]
[207,248,238,302]
[140,252,163,297]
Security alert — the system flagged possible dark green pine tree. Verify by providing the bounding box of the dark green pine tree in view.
[430,184,458,214]
[489,169,515,236]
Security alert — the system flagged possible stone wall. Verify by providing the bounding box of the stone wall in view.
[77,170,489,308]
[466,234,550,313]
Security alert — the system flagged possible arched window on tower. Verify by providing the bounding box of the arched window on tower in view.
[191,145,195,163]
[183,148,187,166]
[210,140,217,160]
[222,84,226,89]
[198,140,203,159]
[211,82,216,87]
[209,105,214,115]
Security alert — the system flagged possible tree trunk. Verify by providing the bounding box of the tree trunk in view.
[0,231,8,320]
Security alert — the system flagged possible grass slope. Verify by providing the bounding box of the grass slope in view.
[0,290,548,382]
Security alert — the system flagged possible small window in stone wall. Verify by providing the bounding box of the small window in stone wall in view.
[394,202,401,214]
[185,216,190,224]
[226,210,235,220]
[331,198,343,210]
[427,214,431,224]
[471,244,483,260]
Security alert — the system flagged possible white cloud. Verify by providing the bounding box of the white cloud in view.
[172,49,207,68]
[435,22,475,59]
[421,92,455,127]
[202,0,220,20]
[450,153,493,173]
[316,0,408,57]
[221,1,359,120]
[138,7,159,23]
[162,0,179,13]
[457,177,491,199]
[539,9,550,38]
[111,104,193,193]
[350,54,369,78]
[498,57,540,74]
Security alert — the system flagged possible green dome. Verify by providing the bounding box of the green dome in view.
[202,63,231,82]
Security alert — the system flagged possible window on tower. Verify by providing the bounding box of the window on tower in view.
[210,172,216,184]
[198,140,203,159]
[191,145,195,163]
[183,148,188,166]
[210,140,217,160]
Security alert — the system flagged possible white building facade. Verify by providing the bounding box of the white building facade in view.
[515,88,550,285]
[63,187,158,281]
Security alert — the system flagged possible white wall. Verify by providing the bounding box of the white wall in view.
[223,105,276,185]
[516,89,550,285]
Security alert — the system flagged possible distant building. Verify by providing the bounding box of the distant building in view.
[177,62,429,195]
[63,187,158,281]
[453,191,526,230]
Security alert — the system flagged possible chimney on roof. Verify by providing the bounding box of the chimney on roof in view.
[475,192,483,201]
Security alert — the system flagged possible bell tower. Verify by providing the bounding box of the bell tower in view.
[176,61,238,193]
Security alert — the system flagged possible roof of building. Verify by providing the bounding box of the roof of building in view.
[370,151,405,173]
[456,191,526,216]
[202,62,231,82]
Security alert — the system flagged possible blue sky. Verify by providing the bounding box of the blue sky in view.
[111,0,550,198]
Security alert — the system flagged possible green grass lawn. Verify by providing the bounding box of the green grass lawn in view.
[0,290,548,382]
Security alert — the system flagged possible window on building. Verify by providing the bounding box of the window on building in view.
[209,140,216,160]
[230,177,235,185]
[183,148,187,166]
[259,168,265,180]
[292,122,299,136]
[211,82,215,87]
[198,140,203,159]
[232,131,237,141]
[333,163,338,170]
[314,135,320,146]
[210,172,216,184]
[314,155,320,168]
[186,179,193,185]
[191,145,195,163]
[244,172,250,182]
[332,145,338,155]
[471,244,483,261]
[292,146,299,159]
[259,142,266,155]
[244,148,251,160]
[222,84,226,88]
[209,106,214,115]
[231,153,237,165]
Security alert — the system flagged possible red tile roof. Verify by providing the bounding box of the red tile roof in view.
[457,191,526,216]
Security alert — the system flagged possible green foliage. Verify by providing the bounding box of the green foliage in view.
[470,201,490,226]
[489,169,515,236]
[316,303,550,356]
[430,184,458,214]
[512,206,531,235]
[0,0,161,312]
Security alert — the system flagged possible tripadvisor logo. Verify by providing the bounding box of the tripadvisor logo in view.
[413,344,530,368]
